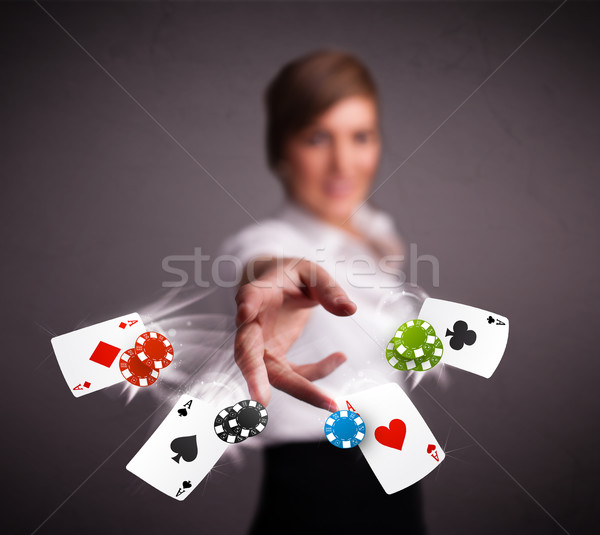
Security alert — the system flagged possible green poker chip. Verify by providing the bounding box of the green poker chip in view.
[385,319,444,372]
[393,319,437,357]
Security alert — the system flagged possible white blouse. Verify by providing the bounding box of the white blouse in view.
[217,200,425,446]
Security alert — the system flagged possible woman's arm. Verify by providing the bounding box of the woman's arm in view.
[234,257,356,411]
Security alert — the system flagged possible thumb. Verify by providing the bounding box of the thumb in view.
[290,352,347,382]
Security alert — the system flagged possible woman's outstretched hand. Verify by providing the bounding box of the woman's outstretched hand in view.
[234,258,356,411]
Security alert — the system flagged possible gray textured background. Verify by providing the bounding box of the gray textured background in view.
[2,1,598,534]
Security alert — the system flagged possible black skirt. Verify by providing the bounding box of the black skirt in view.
[249,441,428,534]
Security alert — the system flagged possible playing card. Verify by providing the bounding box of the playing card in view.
[126,395,229,500]
[337,383,444,494]
[51,313,146,397]
[418,298,509,378]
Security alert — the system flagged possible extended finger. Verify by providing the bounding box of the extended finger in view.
[290,352,347,382]
[235,284,264,327]
[297,262,356,317]
[234,322,271,406]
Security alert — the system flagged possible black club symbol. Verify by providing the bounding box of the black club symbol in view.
[445,320,477,350]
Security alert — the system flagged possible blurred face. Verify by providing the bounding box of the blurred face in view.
[280,95,381,227]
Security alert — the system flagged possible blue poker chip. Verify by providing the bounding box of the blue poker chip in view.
[324,410,366,449]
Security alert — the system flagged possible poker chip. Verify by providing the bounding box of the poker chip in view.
[391,319,437,360]
[387,335,444,371]
[214,406,246,444]
[135,331,174,370]
[227,400,269,439]
[324,410,366,449]
[119,348,159,387]
[386,320,444,372]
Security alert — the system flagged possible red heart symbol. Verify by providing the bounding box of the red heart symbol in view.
[427,444,436,454]
[374,419,406,450]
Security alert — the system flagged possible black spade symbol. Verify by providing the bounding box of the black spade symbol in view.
[177,408,188,417]
[170,435,198,464]
[445,320,477,350]
[182,480,192,489]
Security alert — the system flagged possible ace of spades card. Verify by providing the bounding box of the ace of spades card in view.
[337,383,444,494]
[418,298,509,378]
[127,395,228,500]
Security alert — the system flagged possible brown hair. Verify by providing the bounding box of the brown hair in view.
[264,49,379,175]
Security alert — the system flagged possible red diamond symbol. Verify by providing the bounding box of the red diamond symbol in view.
[83,381,91,388]
[89,341,121,368]
[119,322,127,329]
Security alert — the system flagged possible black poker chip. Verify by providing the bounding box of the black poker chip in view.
[214,406,246,444]
[227,400,268,439]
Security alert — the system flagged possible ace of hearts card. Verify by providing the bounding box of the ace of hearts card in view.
[337,383,444,494]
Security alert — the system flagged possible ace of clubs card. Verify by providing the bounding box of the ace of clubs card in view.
[418,298,509,378]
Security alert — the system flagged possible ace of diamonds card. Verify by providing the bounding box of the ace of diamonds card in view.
[51,313,146,397]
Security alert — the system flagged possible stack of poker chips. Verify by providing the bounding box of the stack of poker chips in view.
[214,400,269,444]
[385,319,444,372]
[119,331,174,387]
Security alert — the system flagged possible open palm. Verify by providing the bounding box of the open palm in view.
[234,258,356,410]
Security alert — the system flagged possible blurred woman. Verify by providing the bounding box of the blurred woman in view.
[218,49,427,534]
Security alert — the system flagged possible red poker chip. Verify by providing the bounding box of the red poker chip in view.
[119,348,159,387]
[135,331,174,370]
